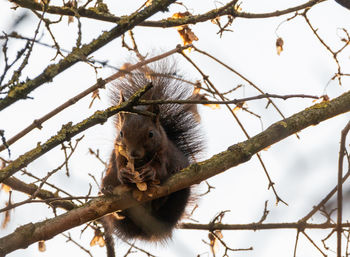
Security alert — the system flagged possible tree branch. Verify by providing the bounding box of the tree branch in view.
[0,83,153,183]
[0,44,191,152]
[10,0,324,27]
[137,93,319,105]
[337,121,350,256]
[0,0,175,111]
[180,222,350,231]
[0,89,349,255]
[2,177,77,211]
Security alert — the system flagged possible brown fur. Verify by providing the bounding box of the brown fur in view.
[100,61,204,257]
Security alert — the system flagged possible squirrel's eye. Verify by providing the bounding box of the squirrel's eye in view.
[149,131,154,138]
[120,131,123,138]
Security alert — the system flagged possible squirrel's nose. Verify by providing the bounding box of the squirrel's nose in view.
[129,150,142,159]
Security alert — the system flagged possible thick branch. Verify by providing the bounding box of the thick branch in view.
[0,0,175,111]
[0,90,349,255]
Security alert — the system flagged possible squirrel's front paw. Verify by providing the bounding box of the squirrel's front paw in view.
[139,166,157,181]
[118,167,137,184]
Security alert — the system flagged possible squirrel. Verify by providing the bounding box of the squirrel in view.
[100,61,204,256]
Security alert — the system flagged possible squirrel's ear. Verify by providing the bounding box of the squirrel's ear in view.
[116,91,126,128]
[117,111,125,128]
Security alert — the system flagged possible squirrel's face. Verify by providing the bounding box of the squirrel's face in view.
[115,112,165,167]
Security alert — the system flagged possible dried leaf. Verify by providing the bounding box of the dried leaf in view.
[321,95,330,102]
[208,231,215,244]
[208,232,219,254]
[171,12,191,19]
[90,230,105,247]
[208,230,223,254]
[136,182,148,191]
[68,16,74,25]
[38,240,46,252]
[2,208,10,229]
[145,0,153,7]
[1,184,11,193]
[276,37,284,55]
[118,145,128,159]
[193,86,201,95]
[177,26,198,46]
[204,103,220,110]
[235,4,242,12]
[133,170,148,192]
[171,12,198,48]
[90,236,98,247]
[233,102,245,113]
[97,236,105,247]
[214,230,223,239]
[112,211,125,220]
[130,162,149,191]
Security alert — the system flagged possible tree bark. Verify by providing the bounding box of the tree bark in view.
[0,90,349,255]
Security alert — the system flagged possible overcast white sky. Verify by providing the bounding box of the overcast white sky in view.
[0,0,350,256]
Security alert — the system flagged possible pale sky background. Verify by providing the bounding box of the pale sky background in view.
[0,0,350,256]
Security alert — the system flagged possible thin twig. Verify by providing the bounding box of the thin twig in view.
[293,230,300,257]
[136,93,319,105]
[180,221,350,230]
[302,10,350,85]
[10,0,325,27]
[62,233,93,257]
[302,231,327,257]
[193,45,300,140]
[337,121,350,257]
